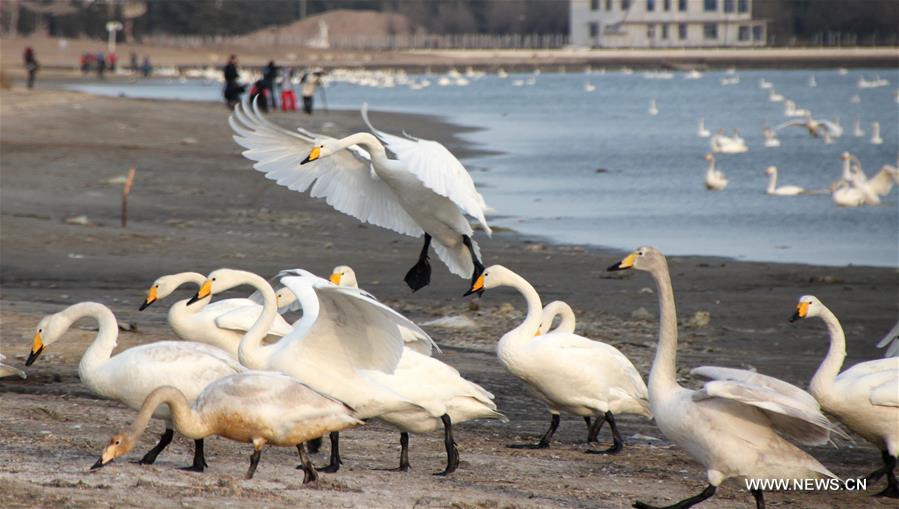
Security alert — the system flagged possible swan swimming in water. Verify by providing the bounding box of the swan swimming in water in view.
[765,166,805,196]
[704,153,728,191]
[763,124,780,148]
[871,122,883,144]
[710,129,748,154]
[648,98,658,116]
[697,117,710,138]
[853,118,865,137]
[229,100,491,292]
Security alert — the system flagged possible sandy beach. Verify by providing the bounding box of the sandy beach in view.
[0,86,896,508]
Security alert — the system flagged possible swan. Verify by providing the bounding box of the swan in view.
[768,88,784,102]
[851,94,861,104]
[0,353,26,379]
[322,264,506,473]
[808,74,817,87]
[229,100,491,292]
[648,98,658,116]
[584,81,596,92]
[710,129,748,154]
[783,100,810,118]
[866,163,899,197]
[193,268,434,473]
[871,122,883,144]
[758,78,773,89]
[791,296,899,497]
[763,125,780,147]
[609,247,841,509]
[139,271,293,358]
[877,322,899,358]
[27,301,244,470]
[765,166,805,196]
[92,373,363,480]
[465,265,650,452]
[853,118,865,137]
[703,153,728,191]
[832,180,866,208]
[697,117,710,138]
[538,300,576,335]
[777,115,842,140]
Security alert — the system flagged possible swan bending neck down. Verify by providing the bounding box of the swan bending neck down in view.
[792,296,899,498]
[539,300,576,335]
[704,154,728,191]
[27,301,244,471]
[467,265,649,453]
[93,374,362,481]
[609,247,840,509]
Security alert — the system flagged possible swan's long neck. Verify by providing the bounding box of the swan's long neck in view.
[67,302,119,388]
[236,272,280,370]
[340,132,388,166]
[809,307,846,400]
[706,159,716,176]
[766,170,778,193]
[171,272,208,310]
[128,386,210,442]
[648,261,681,394]
[501,272,544,348]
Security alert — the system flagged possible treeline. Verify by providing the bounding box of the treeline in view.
[3,0,897,43]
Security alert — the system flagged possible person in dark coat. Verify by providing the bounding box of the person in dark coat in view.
[262,60,279,110]
[23,47,39,89]
[223,54,244,109]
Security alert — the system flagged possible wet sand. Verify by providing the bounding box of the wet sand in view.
[0,88,896,508]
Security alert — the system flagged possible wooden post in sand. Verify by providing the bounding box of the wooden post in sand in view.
[121,168,136,227]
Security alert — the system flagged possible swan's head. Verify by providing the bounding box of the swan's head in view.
[790,295,824,322]
[139,273,203,311]
[465,264,513,296]
[607,246,665,273]
[330,265,358,288]
[301,139,341,165]
[26,312,75,366]
[274,286,299,312]
[92,432,135,470]
[765,166,777,176]
[704,153,714,162]
[187,268,246,305]
[841,152,850,161]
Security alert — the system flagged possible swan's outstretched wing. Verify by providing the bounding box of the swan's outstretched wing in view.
[229,100,422,237]
[361,103,491,235]
[691,366,820,410]
[876,321,899,358]
[693,379,846,445]
[278,273,428,374]
[214,304,293,337]
[819,120,843,137]
[775,119,810,132]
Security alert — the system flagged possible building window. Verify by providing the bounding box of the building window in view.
[678,0,687,11]
[606,0,613,10]
[591,0,600,10]
[647,24,655,38]
[589,22,600,38]
[678,23,687,39]
[704,23,718,39]
[752,25,763,41]
[622,0,631,10]
[738,25,750,41]
[704,0,717,11]
[724,0,734,12]
[647,0,655,11]
[664,0,671,11]
[662,23,669,39]
[738,0,748,12]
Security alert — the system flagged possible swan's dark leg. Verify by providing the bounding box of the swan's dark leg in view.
[585,411,623,454]
[587,415,605,443]
[179,439,207,472]
[397,432,411,471]
[434,414,459,476]
[306,436,323,454]
[138,428,174,465]
[751,489,765,509]
[871,451,899,498]
[508,413,559,449]
[461,234,485,288]
[633,484,717,509]
[296,444,318,483]
[245,448,262,479]
[317,432,342,473]
[404,234,432,292]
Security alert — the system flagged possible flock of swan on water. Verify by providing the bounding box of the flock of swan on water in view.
[4,89,897,509]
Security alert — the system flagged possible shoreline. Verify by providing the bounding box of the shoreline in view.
[1,87,897,508]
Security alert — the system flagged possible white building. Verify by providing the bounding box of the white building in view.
[570,0,767,48]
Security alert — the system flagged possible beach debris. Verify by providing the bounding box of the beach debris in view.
[524,243,546,252]
[121,168,136,227]
[64,215,92,226]
[180,137,198,145]
[422,315,478,329]
[686,311,711,328]
[630,307,653,321]
[638,287,654,294]
[66,253,85,259]
[105,175,129,185]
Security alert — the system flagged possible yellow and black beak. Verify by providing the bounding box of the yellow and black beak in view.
[186,279,212,306]
[608,252,636,272]
[90,456,109,470]
[534,329,542,337]
[464,274,485,297]
[790,302,809,322]
[139,286,158,311]
[25,331,44,367]
[300,146,321,165]
[329,272,341,285]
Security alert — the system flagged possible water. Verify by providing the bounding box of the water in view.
[68,69,899,267]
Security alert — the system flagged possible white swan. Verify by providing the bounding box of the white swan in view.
[763,125,780,147]
[777,115,843,140]
[808,74,817,87]
[648,98,659,116]
[758,78,773,89]
[710,129,748,154]
[765,166,805,196]
[791,296,899,497]
[0,353,26,379]
[703,153,728,191]
[194,268,434,472]
[769,88,784,102]
[853,118,865,137]
[27,301,244,470]
[697,117,710,138]
[877,322,899,358]
[584,81,596,92]
[466,265,650,452]
[871,122,883,144]
[324,264,505,473]
[229,100,491,292]
[783,100,810,118]
[539,300,576,335]
[610,247,841,509]
[832,180,866,208]
[92,373,362,480]
[139,271,293,358]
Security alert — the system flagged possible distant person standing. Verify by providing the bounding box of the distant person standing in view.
[280,68,297,111]
[108,53,118,72]
[96,52,106,78]
[129,52,138,73]
[141,56,152,78]
[262,60,279,110]
[301,71,322,115]
[223,54,244,109]
[23,47,39,89]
